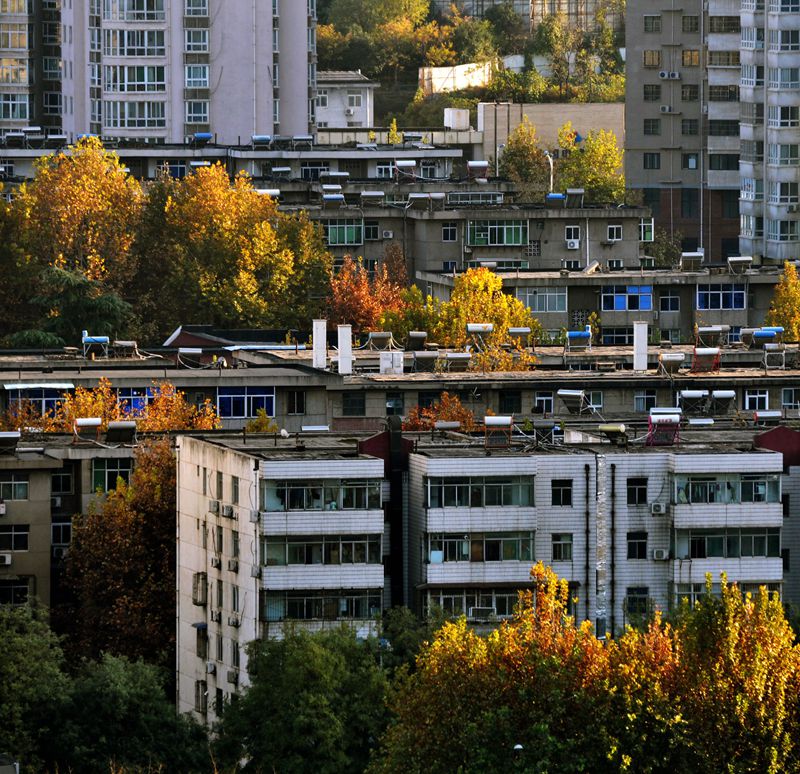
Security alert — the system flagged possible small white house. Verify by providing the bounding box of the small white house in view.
[315,71,378,129]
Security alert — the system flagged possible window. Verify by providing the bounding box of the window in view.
[744,389,769,411]
[184,29,208,52]
[551,533,573,561]
[682,15,699,32]
[93,459,133,492]
[185,0,207,14]
[769,67,800,88]
[262,480,381,512]
[534,391,554,414]
[602,327,634,345]
[607,224,622,242]
[625,587,651,617]
[682,50,701,66]
[386,391,404,416]
[427,477,534,509]
[634,390,657,412]
[565,224,580,242]
[587,391,603,410]
[217,387,275,419]
[342,392,365,416]
[103,100,165,128]
[347,91,362,108]
[675,527,780,558]
[709,85,739,101]
[643,118,661,136]
[681,188,699,218]
[51,470,73,496]
[644,84,661,101]
[230,477,239,505]
[516,287,567,313]
[262,589,382,621]
[0,579,28,605]
[696,284,746,310]
[770,29,800,50]
[601,285,652,312]
[499,390,522,414]
[104,29,165,56]
[709,15,740,32]
[103,0,165,22]
[0,23,26,49]
[467,220,527,246]
[768,105,800,128]
[315,88,328,108]
[52,523,72,548]
[643,153,661,170]
[442,222,457,242]
[323,219,362,246]
[265,534,382,566]
[741,178,764,201]
[782,388,800,408]
[185,65,209,89]
[287,390,305,415]
[0,525,28,551]
[639,217,654,242]
[681,119,699,135]
[660,292,679,312]
[681,84,699,101]
[708,51,740,66]
[741,64,765,87]
[627,531,648,559]
[627,477,648,506]
[643,50,662,67]
[429,532,533,563]
[0,93,28,120]
[551,479,573,507]
[644,15,661,31]
[0,473,28,501]
[362,220,379,241]
[709,154,739,171]
[185,101,208,124]
[0,57,28,84]
[768,144,800,166]
[682,153,698,170]
[708,120,739,137]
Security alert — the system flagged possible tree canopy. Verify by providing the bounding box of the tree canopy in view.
[765,261,800,341]
[556,121,625,203]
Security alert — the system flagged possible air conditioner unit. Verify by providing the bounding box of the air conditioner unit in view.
[382,230,394,239]
[660,105,672,113]
[345,107,355,116]
[0,502,6,516]
[653,310,660,321]
[208,500,220,514]
[659,70,669,79]
[210,555,221,568]
[0,553,11,566]
[228,615,240,628]
[565,239,580,250]
[788,204,799,213]
[650,502,667,515]
[221,504,234,518]
[227,559,239,572]
[52,546,68,560]
[206,661,216,674]
[669,71,681,79]
[51,496,62,508]
[249,509,260,523]
[652,548,670,561]
[227,669,239,685]
[210,610,222,623]
[250,566,262,578]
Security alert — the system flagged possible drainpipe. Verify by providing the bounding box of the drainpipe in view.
[584,463,591,621]
[610,463,617,635]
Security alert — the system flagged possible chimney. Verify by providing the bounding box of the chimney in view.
[633,321,648,371]
[337,324,353,375]
[312,319,327,370]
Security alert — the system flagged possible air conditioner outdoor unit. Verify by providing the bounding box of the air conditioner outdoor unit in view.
[345,107,355,116]
[228,615,240,628]
[660,105,672,113]
[566,239,580,250]
[206,661,216,674]
[653,548,670,561]
[659,70,669,79]
[210,555,221,568]
[210,610,222,623]
[0,553,11,566]
[249,509,260,523]
[53,546,68,560]
[221,504,234,518]
[669,71,681,79]
[250,566,262,578]
[52,496,62,508]
[650,502,667,515]
[382,230,394,239]
[208,500,220,514]
[788,204,799,213]
[227,559,239,573]
[227,669,239,685]
[0,502,6,516]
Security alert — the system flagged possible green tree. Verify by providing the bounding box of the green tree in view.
[50,655,209,774]
[63,439,178,672]
[451,13,497,63]
[214,627,388,773]
[647,227,684,269]
[498,116,549,197]
[556,121,625,203]
[485,1,529,55]
[765,260,800,341]
[329,0,430,33]
[0,604,67,772]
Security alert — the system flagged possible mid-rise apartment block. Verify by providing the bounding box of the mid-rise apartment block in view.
[3,0,317,143]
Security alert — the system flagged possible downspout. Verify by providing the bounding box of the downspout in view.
[584,463,591,621]
[610,463,617,635]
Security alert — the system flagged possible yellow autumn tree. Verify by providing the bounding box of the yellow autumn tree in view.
[556,121,625,203]
[14,136,142,289]
[498,117,549,194]
[434,267,541,349]
[765,261,800,341]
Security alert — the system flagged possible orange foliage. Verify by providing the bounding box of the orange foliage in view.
[402,391,478,432]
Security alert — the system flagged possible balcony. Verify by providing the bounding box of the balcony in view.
[671,557,782,584]
[426,561,534,586]
[672,502,782,528]
[261,564,384,590]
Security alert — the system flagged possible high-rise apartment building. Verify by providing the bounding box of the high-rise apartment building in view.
[738,0,800,263]
[625,0,742,262]
[6,0,317,143]
[0,0,61,134]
